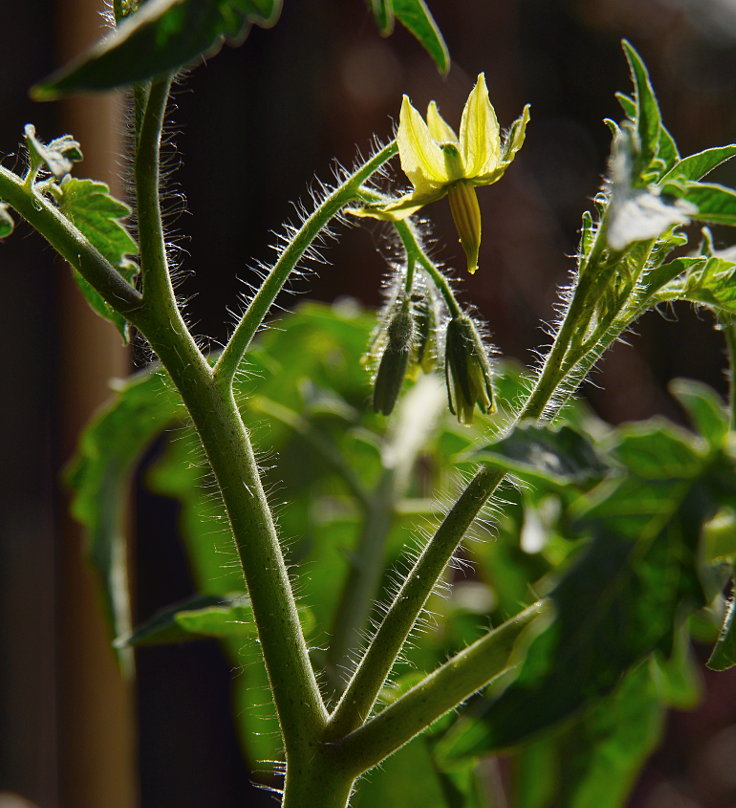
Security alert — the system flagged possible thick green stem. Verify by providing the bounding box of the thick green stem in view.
[147,333,327,750]
[339,601,549,774]
[130,75,326,755]
[327,465,505,738]
[0,164,143,318]
[213,141,398,390]
[281,748,356,808]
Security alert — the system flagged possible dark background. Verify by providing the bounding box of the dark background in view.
[2,1,736,806]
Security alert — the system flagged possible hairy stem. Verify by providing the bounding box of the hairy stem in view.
[339,601,549,774]
[357,189,464,318]
[327,465,505,738]
[0,164,143,317]
[213,141,398,390]
[130,76,327,754]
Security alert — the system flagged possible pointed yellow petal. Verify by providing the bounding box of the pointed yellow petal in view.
[501,104,531,163]
[426,101,457,143]
[459,73,500,178]
[397,95,449,192]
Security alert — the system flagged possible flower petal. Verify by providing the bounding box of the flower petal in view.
[398,95,449,192]
[501,104,531,164]
[426,101,457,143]
[459,74,500,178]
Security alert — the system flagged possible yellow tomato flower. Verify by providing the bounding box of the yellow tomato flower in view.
[353,74,530,273]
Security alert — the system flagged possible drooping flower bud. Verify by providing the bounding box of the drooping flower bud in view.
[444,315,495,425]
[372,302,414,415]
[410,287,439,375]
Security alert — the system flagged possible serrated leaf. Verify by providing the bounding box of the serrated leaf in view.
[32,0,283,98]
[393,0,449,74]
[53,177,139,340]
[661,145,736,184]
[65,367,183,664]
[669,378,728,448]
[56,178,138,265]
[707,589,736,670]
[473,421,608,488]
[0,203,14,238]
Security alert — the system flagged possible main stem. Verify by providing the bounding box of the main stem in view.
[131,78,327,755]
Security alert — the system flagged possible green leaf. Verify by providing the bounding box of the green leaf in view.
[707,588,736,670]
[55,178,138,265]
[514,663,666,808]
[51,177,139,340]
[352,737,460,808]
[370,0,395,36]
[0,203,14,238]
[116,592,315,646]
[621,40,667,173]
[611,420,703,479]
[473,421,608,488]
[32,0,283,99]
[638,256,701,300]
[393,0,449,74]
[65,367,183,663]
[677,180,736,226]
[661,145,736,184]
[669,378,728,448]
[437,428,714,760]
[663,256,736,316]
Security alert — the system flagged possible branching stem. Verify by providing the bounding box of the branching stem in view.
[213,142,398,390]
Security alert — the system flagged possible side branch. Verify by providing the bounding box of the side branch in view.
[0,164,142,317]
[337,601,549,775]
[327,464,505,738]
[212,141,399,389]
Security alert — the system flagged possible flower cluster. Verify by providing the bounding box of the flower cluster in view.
[352,74,529,274]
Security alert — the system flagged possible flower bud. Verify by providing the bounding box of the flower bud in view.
[444,315,495,425]
[410,288,439,375]
[372,303,414,415]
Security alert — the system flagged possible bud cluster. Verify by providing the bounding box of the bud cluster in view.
[368,270,496,425]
